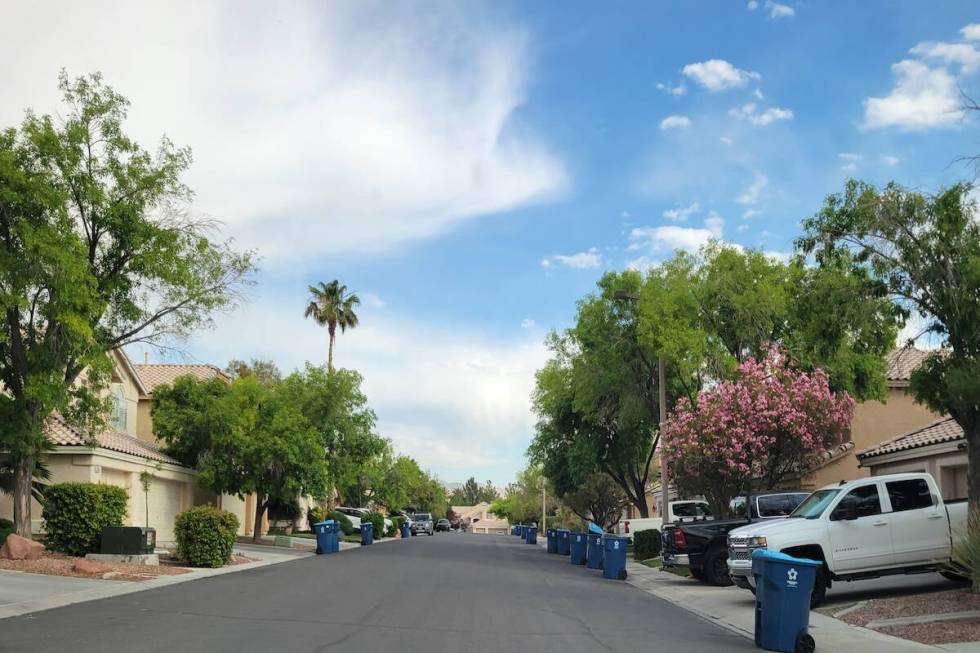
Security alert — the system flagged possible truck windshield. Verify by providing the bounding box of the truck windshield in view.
[788,489,840,519]
[415,514,431,521]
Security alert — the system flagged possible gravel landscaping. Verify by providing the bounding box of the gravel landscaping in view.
[827,588,980,646]
[0,550,257,581]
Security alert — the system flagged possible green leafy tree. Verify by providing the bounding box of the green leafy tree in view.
[799,180,980,512]
[304,280,360,372]
[563,473,627,531]
[490,465,555,525]
[0,72,253,536]
[225,359,281,385]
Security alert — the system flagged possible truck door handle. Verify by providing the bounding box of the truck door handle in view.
[928,514,944,520]
[873,521,888,526]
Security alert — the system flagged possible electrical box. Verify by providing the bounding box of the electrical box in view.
[101,526,156,554]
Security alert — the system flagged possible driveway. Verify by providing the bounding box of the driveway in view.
[1,533,752,653]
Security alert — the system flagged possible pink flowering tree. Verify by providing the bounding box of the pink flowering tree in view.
[662,349,854,517]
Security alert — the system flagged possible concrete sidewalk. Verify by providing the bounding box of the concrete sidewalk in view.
[624,561,980,652]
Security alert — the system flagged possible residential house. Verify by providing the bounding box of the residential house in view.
[0,352,258,544]
[453,503,509,534]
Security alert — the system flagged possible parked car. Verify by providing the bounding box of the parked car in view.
[662,490,811,586]
[727,473,968,607]
[412,512,435,536]
[334,506,363,532]
[435,518,451,532]
[617,500,713,540]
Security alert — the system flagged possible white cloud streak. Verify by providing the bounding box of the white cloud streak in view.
[541,247,602,269]
[729,102,794,126]
[660,115,692,130]
[663,202,701,222]
[682,59,761,91]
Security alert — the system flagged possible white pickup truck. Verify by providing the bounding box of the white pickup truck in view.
[616,500,712,540]
[727,473,967,606]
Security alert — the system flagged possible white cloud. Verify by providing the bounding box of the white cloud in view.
[656,82,687,96]
[747,0,759,10]
[910,40,980,73]
[720,136,734,145]
[629,225,717,255]
[742,208,761,220]
[663,201,701,222]
[0,2,568,262]
[765,1,795,19]
[704,211,725,237]
[362,293,387,309]
[682,59,761,91]
[541,247,602,269]
[660,115,692,130]
[839,152,862,171]
[737,223,751,233]
[736,172,768,205]
[863,59,962,130]
[962,24,980,41]
[753,88,764,99]
[729,102,794,126]
[520,318,535,330]
[881,154,900,166]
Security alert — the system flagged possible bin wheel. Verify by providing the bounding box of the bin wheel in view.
[619,569,628,581]
[794,633,815,653]
[315,546,322,555]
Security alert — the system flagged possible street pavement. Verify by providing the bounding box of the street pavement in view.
[0,533,752,653]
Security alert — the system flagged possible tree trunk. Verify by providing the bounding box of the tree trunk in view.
[13,453,34,537]
[327,323,336,373]
[252,494,266,543]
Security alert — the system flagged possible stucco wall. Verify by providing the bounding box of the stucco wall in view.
[869,448,968,500]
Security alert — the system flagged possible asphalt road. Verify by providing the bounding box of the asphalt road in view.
[0,533,752,653]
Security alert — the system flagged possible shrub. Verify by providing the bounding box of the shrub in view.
[328,510,354,536]
[174,505,239,568]
[0,518,12,544]
[633,529,662,561]
[384,521,398,538]
[950,511,980,589]
[43,482,128,555]
[307,506,327,528]
[362,511,385,537]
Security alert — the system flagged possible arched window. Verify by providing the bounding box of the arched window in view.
[111,385,127,431]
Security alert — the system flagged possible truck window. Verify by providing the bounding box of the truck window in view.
[789,489,839,519]
[673,502,711,518]
[756,493,809,517]
[832,484,881,520]
[886,478,934,512]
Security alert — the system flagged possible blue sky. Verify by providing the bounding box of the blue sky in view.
[3,1,979,486]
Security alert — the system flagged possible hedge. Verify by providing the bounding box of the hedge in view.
[42,482,128,555]
[328,510,354,536]
[362,511,385,537]
[175,505,239,568]
[307,506,327,528]
[0,518,12,544]
[633,529,662,561]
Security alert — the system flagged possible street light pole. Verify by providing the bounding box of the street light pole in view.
[542,484,547,532]
[658,356,669,522]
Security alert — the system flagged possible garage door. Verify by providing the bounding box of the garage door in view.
[147,480,182,544]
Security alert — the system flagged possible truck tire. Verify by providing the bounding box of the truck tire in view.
[809,566,829,608]
[689,567,706,581]
[703,547,734,587]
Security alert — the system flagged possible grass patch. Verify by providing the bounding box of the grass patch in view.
[341,534,363,543]
[289,532,316,539]
[640,558,662,569]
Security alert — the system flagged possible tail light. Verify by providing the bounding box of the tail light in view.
[624,521,630,533]
[674,528,688,550]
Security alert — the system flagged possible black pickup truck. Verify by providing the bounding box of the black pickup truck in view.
[662,490,811,586]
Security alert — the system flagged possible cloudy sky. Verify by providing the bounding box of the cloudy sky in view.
[3,1,979,485]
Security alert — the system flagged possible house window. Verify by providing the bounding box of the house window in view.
[111,385,127,431]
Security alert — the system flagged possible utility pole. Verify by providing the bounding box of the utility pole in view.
[658,356,669,521]
[541,479,547,532]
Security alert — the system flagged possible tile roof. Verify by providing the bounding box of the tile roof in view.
[134,364,230,394]
[886,347,933,386]
[857,416,963,460]
[46,414,183,465]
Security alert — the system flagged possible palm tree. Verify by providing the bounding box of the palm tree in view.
[304,280,360,372]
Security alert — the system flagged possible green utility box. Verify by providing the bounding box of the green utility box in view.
[100,526,156,554]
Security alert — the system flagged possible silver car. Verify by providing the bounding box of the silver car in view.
[411,512,434,536]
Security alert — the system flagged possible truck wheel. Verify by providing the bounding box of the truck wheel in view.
[689,567,705,581]
[809,566,829,608]
[703,548,734,587]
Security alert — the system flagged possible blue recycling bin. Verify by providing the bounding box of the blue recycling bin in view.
[586,533,604,569]
[313,520,333,555]
[520,524,528,539]
[602,534,628,580]
[526,526,537,544]
[361,521,374,545]
[511,525,518,536]
[557,529,570,555]
[569,532,587,565]
[752,549,820,653]
[399,520,411,539]
[546,528,558,554]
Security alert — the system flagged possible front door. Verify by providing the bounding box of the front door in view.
[828,481,893,573]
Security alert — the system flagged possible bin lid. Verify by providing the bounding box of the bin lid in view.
[587,522,605,535]
[313,520,334,526]
[751,548,822,567]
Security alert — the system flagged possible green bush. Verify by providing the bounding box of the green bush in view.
[328,510,354,536]
[633,529,662,561]
[950,511,980,586]
[362,511,385,537]
[307,506,327,528]
[0,517,13,544]
[384,520,398,538]
[174,505,239,568]
[42,482,128,555]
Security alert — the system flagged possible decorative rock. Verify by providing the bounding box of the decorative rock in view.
[73,558,111,574]
[86,553,159,566]
[0,533,44,560]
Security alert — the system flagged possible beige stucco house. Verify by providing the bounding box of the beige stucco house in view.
[453,503,509,534]
[0,351,258,544]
